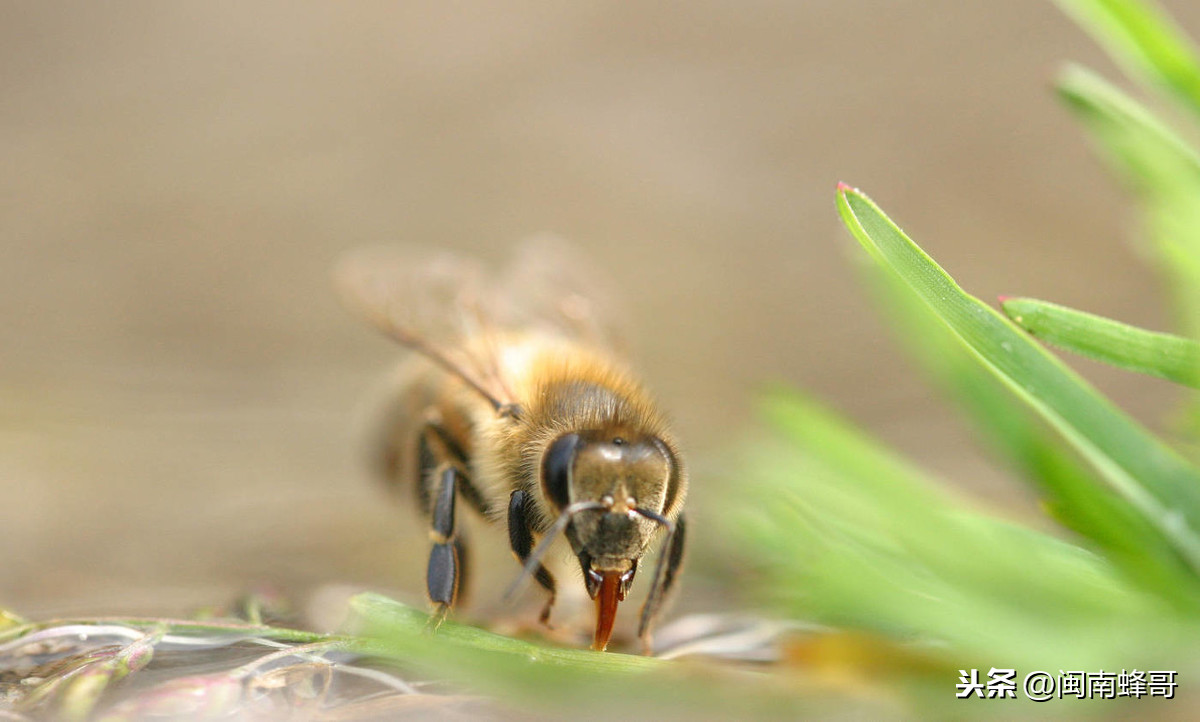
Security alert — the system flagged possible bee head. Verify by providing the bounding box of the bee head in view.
[541,430,672,571]
[540,429,676,650]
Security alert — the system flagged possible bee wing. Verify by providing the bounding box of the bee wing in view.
[334,246,514,410]
[335,239,630,411]
[495,234,629,353]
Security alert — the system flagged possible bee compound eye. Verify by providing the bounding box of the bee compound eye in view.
[542,433,581,510]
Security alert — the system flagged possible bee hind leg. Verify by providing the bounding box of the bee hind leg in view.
[507,490,558,626]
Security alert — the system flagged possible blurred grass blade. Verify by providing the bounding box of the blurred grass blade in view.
[59,630,160,721]
[1058,64,1200,329]
[1002,296,1200,386]
[347,593,661,673]
[836,183,1200,580]
[1053,0,1200,117]
[0,608,24,631]
[346,594,846,718]
[738,390,1190,671]
[864,267,1200,605]
[1057,63,1200,197]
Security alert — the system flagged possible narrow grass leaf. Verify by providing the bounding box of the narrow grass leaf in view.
[863,266,1200,606]
[346,593,661,673]
[736,390,1192,671]
[836,184,1200,583]
[1003,296,1200,386]
[346,593,861,718]
[1058,64,1200,330]
[1054,0,1200,117]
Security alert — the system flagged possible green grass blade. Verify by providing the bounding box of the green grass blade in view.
[0,608,25,631]
[1003,296,1200,386]
[864,267,1200,605]
[1058,64,1200,329]
[836,183,1200,580]
[735,390,1192,671]
[1057,63,1200,194]
[347,593,661,673]
[1053,0,1200,117]
[345,594,860,718]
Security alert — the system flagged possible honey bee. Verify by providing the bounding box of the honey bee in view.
[334,240,687,652]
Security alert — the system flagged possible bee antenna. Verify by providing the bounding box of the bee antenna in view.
[631,508,676,642]
[503,501,606,603]
[631,507,672,531]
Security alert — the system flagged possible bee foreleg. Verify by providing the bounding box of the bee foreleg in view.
[637,513,688,655]
[507,489,558,626]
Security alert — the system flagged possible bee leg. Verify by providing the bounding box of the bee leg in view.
[425,465,466,627]
[415,419,493,629]
[637,513,688,655]
[507,489,558,626]
[418,422,490,515]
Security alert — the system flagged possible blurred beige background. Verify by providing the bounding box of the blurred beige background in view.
[3,1,1198,620]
